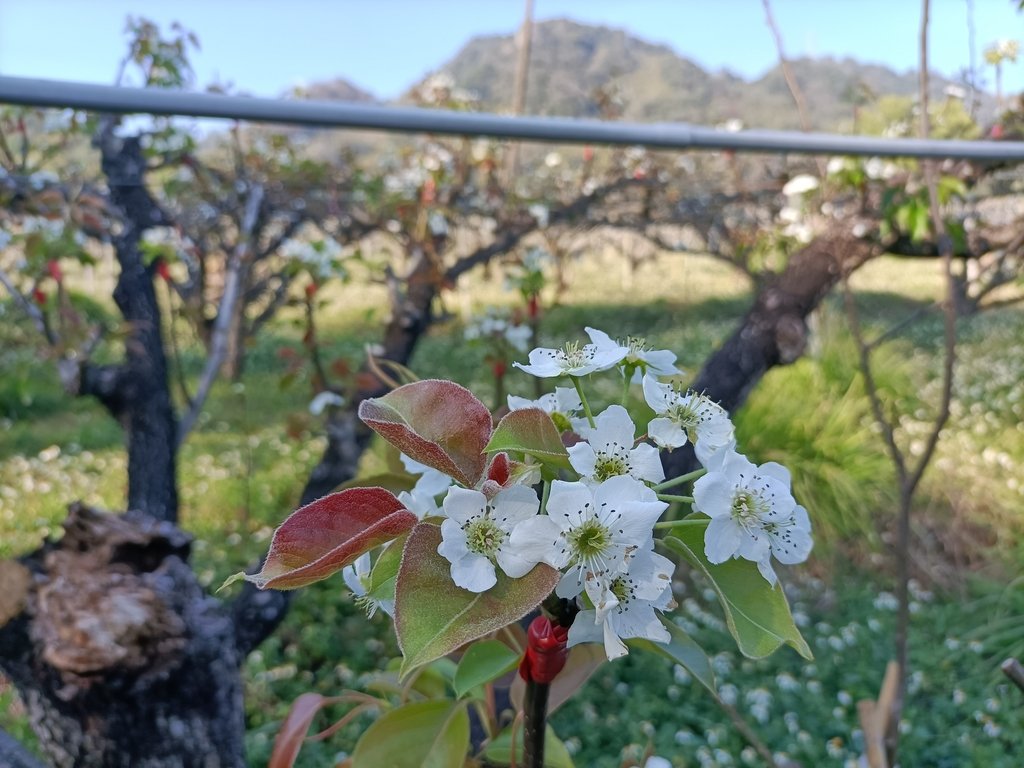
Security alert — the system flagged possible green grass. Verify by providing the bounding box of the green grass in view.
[2,250,1024,765]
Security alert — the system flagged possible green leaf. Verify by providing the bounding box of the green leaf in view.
[351,700,469,768]
[395,524,560,678]
[664,528,812,660]
[485,408,570,468]
[629,619,716,694]
[483,724,574,768]
[244,488,418,590]
[366,534,407,606]
[359,379,493,488]
[452,640,521,699]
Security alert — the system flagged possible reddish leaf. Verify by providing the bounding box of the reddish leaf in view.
[268,693,331,768]
[245,488,418,590]
[359,380,492,488]
[395,524,559,677]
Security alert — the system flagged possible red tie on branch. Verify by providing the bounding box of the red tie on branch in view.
[519,615,569,684]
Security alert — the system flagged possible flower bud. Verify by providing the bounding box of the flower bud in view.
[518,615,569,684]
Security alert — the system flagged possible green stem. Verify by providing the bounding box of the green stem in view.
[657,493,694,504]
[620,368,633,406]
[539,480,551,515]
[654,519,708,530]
[653,468,706,491]
[570,375,595,428]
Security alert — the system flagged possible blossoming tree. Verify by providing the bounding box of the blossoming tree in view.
[236,327,813,766]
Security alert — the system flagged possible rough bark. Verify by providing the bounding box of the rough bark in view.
[0,504,247,768]
[95,128,179,523]
[663,223,879,478]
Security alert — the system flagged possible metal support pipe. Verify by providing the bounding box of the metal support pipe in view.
[1,75,1023,160]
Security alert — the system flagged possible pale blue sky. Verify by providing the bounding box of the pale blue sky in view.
[1,1,1022,100]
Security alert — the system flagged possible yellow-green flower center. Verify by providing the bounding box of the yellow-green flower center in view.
[561,341,587,368]
[594,454,628,481]
[465,518,505,557]
[567,518,611,560]
[731,490,768,525]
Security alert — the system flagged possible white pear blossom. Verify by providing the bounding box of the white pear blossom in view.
[508,476,667,611]
[568,405,664,485]
[513,327,627,378]
[308,391,345,415]
[754,504,813,585]
[508,386,582,416]
[400,453,453,498]
[642,376,734,462]
[504,323,532,353]
[693,450,811,583]
[397,486,443,520]
[343,552,394,618]
[586,328,679,381]
[567,548,675,659]
[464,309,531,352]
[437,485,541,592]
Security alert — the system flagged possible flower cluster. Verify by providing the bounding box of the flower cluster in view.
[342,327,812,661]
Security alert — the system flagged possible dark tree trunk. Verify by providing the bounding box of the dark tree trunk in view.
[0,127,292,767]
[663,225,879,478]
[299,244,439,504]
[0,505,247,768]
[96,129,179,523]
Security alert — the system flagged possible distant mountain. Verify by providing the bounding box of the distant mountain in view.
[419,18,984,130]
[292,78,377,104]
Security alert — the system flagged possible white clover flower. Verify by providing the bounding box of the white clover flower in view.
[567,548,675,660]
[568,405,664,485]
[343,552,394,618]
[437,485,541,592]
[642,376,734,462]
[782,174,819,197]
[586,328,679,381]
[308,391,345,415]
[513,328,628,378]
[508,476,667,611]
[693,450,812,583]
[400,453,453,498]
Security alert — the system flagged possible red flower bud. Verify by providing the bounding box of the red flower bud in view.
[421,178,436,204]
[155,260,172,282]
[305,282,318,298]
[527,295,540,320]
[491,360,507,379]
[518,616,569,684]
[46,260,63,282]
[33,288,47,305]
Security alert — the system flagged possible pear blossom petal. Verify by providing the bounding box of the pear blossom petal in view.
[693,450,810,582]
[436,485,541,592]
[449,552,497,592]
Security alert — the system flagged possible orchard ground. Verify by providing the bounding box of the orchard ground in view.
[1,249,1022,766]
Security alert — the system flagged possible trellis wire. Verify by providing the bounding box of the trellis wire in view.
[1,75,1023,160]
